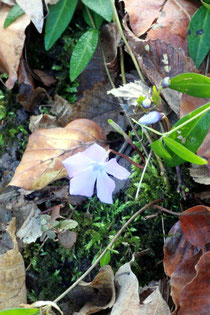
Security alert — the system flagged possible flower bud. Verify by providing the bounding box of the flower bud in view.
[141,98,151,108]
[138,111,162,125]
[161,77,171,88]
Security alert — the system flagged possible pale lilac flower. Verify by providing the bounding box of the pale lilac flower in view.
[138,111,162,125]
[62,143,130,204]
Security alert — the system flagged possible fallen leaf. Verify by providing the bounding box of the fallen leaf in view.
[123,0,165,37]
[33,69,56,87]
[180,94,210,117]
[140,287,170,315]
[111,259,141,314]
[16,204,42,244]
[16,0,42,33]
[58,230,77,249]
[124,26,198,114]
[179,205,210,250]
[63,265,115,314]
[178,251,210,315]
[1,0,15,5]
[0,4,30,89]
[0,217,27,310]
[29,114,58,133]
[51,82,126,134]
[146,0,199,54]
[189,164,210,185]
[9,119,107,190]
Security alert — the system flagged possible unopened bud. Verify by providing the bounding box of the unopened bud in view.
[161,77,171,88]
[141,98,151,108]
[138,111,162,125]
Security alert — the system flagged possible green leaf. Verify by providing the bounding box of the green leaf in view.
[81,0,113,22]
[100,251,111,267]
[59,219,78,230]
[169,73,210,98]
[45,0,78,51]
[82,7,103,29]
[151,139,172,160]
[201,0,210,10]
[70,29,99,81]
[152,103,210,167]
[3,4,24,28]
[0,309,40,315]
[187,5,210,68]
[163,137,207,165]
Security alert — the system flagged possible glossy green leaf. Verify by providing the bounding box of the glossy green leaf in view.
[201,0,210,10]
[163,137,207,165]
[0,309,39,315]
[169,73,210,98]
[152,103,210,167]
[45,0,78,51]
[81,0,113,22]
[82,7,103,29]
[187,5,210,68]
[100,251,111,267]
[70,29,99,81]
[151,139,172,160]
[3,4,24,28]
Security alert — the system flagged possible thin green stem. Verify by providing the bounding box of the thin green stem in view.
[110,0,145,82]
[135,151,152,199]
[85,6,96,29]
[120,45,126,84]
[53,199,162,304]
[132,118,163,136]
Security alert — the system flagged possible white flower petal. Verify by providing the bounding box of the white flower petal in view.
[104,158,130,179]
[70,169,97,197]
[62,153,93,177]
[96,171,115,204]
[83,143,107,162]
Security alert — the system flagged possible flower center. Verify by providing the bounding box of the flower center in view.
[92,161,105,173]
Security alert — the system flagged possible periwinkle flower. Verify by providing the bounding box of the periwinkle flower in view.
[62,143,130,204]
[138,111,162,125]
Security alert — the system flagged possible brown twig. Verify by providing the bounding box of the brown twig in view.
[109,148,144,169]
[153,205,183,216]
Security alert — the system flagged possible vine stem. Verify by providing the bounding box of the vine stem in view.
[53,199,161,304]
[110,0,145,82]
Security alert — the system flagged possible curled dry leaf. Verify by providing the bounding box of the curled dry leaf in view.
[164,205,210,315]
[123,0,165,37]
[124,23,197,114]
[9,119,107,190]
[178,251,210,315]
[0,218,27,310]
[16,0,60,33]
[29,114,58,133]
[0,4,30,89]
[111,259,141,314]
[63,265,115,314]
[140,287,170,315]
[51,82,126,134]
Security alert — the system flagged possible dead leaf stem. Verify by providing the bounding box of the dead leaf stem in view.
[53,199,162,304]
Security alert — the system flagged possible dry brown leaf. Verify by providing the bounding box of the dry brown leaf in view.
[179,205,210,250]
[0,4,30,89]
[9,119,107,191]
[33,69,57,87]
[58,230,77,249]
[0,218,27,310]
[111,260,141,314]
[51,82,126,134]
[29,114,58,133]
[124,24,197,114]
[62,265,115,314]
[178,251,210,315]
[140,287,170,315]
[123,0,165,37]
[146,0,198,53]
[16,0,43,33]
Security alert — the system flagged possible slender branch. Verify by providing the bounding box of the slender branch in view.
[153,205,183,216]
[119,45,126,84]
[109,148,144,169]
[53,199,162,303]
[110,0,145,82]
